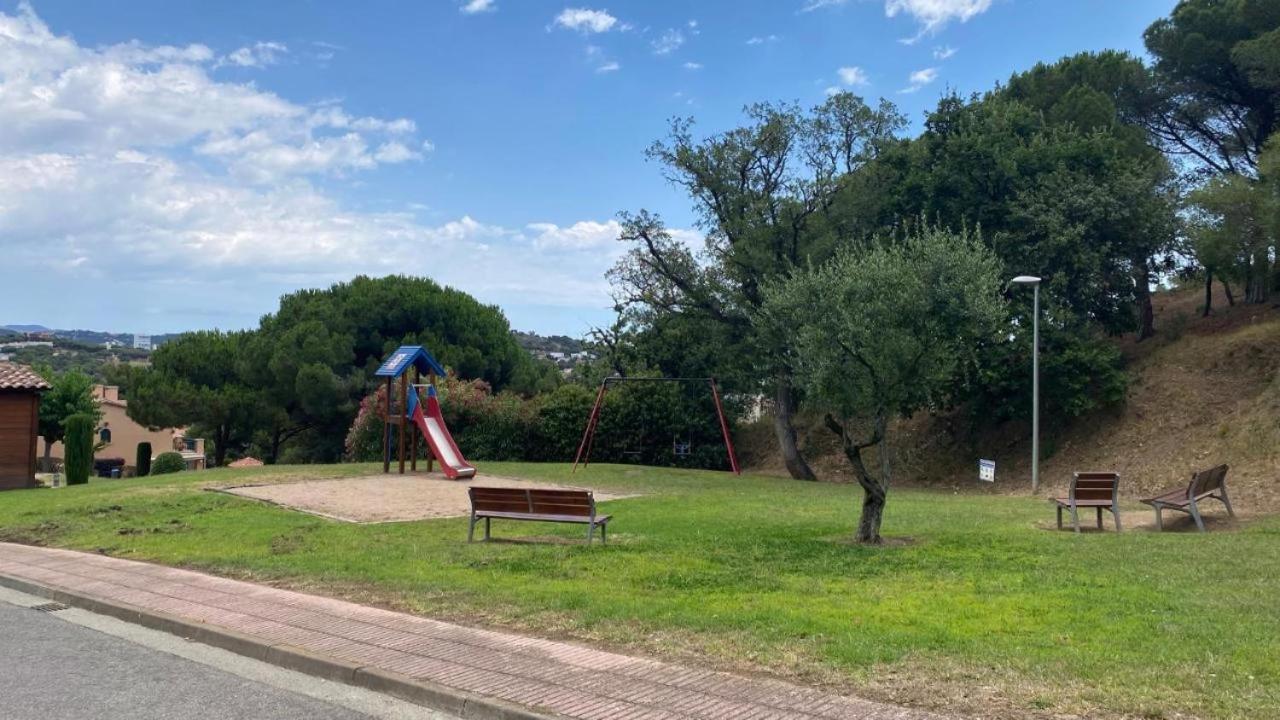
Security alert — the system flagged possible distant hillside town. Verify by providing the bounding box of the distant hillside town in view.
[509,330,596,374]
[2,324,593,377]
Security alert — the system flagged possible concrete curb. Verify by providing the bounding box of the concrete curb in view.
[0,572,558,720]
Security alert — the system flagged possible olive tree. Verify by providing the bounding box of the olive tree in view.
[760,227,1004,543]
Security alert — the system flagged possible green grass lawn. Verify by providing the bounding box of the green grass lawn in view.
[1,463,1276,719]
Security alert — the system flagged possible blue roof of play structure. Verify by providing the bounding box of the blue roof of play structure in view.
[374,345,446,378]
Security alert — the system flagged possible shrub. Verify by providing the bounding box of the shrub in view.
[344,385,389,462]
[63,413,95,485]
[341,373,739,469]
[529,384,596,461]
[136,442,152,477]
[151,451,186,475]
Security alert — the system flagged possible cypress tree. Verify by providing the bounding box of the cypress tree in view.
[63,414,95,486]
[136,441,152,477]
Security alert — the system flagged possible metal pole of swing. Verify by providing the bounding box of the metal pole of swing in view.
[1011,276,1042,494]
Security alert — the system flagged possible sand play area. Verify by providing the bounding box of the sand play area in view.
[219,472,632,523]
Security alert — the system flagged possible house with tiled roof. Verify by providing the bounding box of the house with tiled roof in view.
[49,385,206,472]
[0,362,50,490]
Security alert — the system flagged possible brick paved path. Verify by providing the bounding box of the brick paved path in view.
[0,543,946,720]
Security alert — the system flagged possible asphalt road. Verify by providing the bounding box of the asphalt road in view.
[0,588,456,720]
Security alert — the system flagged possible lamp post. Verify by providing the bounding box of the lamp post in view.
[1011,276,1042,494]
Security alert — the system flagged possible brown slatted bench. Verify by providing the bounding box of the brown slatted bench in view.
[467,487,611,544]
[1051,471,1122,533]
[1141,464,1234,532]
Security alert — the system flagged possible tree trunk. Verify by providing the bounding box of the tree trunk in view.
[269,427,283,465]
[772,376,816,481]
[855,487,886,543]
[42,438,53,473]
[214,426,229,467]
[1203,270,1213,317]
[827,413,889,544]
[1247,253,1269,304]
[1222,278,1235,306]
[1135,261,1155,340]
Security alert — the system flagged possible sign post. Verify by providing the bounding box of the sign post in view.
[979,458,996,483]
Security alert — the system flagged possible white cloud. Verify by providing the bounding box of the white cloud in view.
[886,0,993,34]
[373,141,421,163]
[526,220,620,250]
[804,1,994,38]
[584,45,619,73]
[0,7,427,184]
[552,8,619,34]
[0,148,640,321]
[900,66,939,93]
[836,66,870,87]
[459,0,496,15]
[934,45,957,59]
[217,41,287,68]
[101,41,215,66]
[651,28,685,55]
[0,4,659,333]
[683,61,703,70]
[746,34,780,45]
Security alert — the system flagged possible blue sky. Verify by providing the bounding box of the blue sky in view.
[0,0,1174,337]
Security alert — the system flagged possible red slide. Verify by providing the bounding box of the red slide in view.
[407,388,476,479]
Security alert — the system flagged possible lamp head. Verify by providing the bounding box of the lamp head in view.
[1010,275,1042,285]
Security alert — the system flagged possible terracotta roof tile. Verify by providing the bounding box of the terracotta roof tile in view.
[0,363,51,391]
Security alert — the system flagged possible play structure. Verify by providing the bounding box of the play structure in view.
[375,345,475,479]
[572,376,741,475]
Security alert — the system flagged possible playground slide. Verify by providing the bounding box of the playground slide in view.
[407,388,476,479]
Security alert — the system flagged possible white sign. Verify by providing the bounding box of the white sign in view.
[978,458,996,483]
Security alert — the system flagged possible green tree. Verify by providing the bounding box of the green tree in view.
[245,275,544,462]
[826,84,1168,430]
[612,93,906,480]
[761,227,1004,543]
[1188,171,1276,304]
[127,331,260,467]
[35,367,100,472]
[1001,51,1180,339]
[63,413,95,485]
[1144,0,1280,174]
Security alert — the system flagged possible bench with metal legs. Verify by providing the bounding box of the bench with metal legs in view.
[467,487,611,545]
[1141,464,1233,532]
[1051,471,1122,533]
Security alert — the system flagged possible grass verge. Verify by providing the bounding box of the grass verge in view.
[0,462,1276,719]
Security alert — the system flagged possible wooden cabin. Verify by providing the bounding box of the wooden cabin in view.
[0,363,49,490]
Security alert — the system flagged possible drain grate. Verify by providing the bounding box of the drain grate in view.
[30,602,69,613]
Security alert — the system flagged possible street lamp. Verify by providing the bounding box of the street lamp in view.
[1010,275,1042,494]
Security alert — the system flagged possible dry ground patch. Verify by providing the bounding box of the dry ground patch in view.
[218,471,636,523]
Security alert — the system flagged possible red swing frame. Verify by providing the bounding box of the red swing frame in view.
[571,376,741,475]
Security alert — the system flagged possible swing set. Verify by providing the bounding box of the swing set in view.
[572,376,741,475]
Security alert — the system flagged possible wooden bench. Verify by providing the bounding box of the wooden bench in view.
[467,487,611,544]
[1051,471,1121,533]
[1141,464,1234,532]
